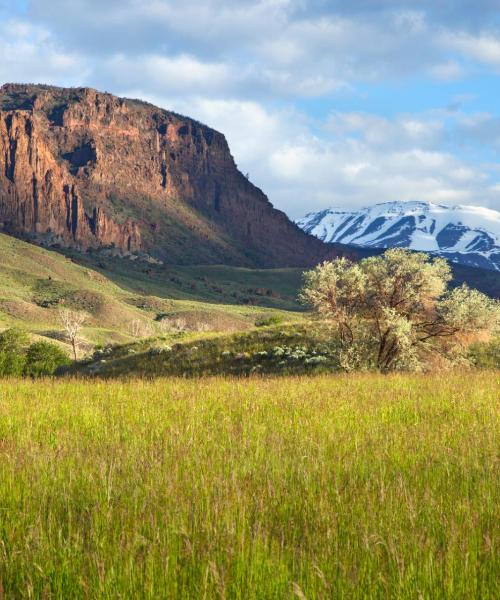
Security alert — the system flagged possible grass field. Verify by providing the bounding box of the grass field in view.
[0,372,498,598]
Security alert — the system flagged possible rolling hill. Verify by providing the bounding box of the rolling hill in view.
[0,232,305,355]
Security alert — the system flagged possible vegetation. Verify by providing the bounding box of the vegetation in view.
[23,340,71,377]
[0,232,304,353]
[59,308,87,360]
[0,327,70,376]
[0,373,497,598]
[469,336,500,369]
[72,323,339,377]
[301,250,500,371]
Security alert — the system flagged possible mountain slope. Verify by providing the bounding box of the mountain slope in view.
[0,83,333,268]
[0,232,307,352]
[297,201,500,271]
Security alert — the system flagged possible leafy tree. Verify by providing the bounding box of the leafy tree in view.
[0,327,30,353]
[0,328,30,376]
[0,351,26,376]
[300,249,500,371]
[24,341,71,377]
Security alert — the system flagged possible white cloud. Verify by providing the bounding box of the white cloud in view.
[442,31,500,68]
[2,2,500,218]
[428,60,464,81]
[0,19,87,85]
[102,54,234,96]
[130,96,500,216]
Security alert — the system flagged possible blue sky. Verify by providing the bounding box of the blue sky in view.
[2,0,500,217]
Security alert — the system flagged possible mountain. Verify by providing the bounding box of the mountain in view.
[297,201,500,272]
[0,83,335,268]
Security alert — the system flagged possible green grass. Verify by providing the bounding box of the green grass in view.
[0,233,305,353]
[0,372,498,598]
[75,322,335,377]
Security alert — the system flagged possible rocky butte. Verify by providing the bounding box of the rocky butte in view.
[0,83,338,267]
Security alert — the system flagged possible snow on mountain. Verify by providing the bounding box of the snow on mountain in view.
[296,201,500,271]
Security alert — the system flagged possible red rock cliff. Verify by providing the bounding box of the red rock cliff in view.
[0,84,333,266]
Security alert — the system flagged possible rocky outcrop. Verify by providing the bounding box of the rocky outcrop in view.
[0,83,333,266]
[0,107,141,253]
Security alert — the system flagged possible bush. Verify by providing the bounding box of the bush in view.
[24,341,71,377]
[468,338,500,369]
[255,315,284,327]
[0,351,26,376]
[0,328,30,375]
[300,250,500,372]
[0,327,30,353]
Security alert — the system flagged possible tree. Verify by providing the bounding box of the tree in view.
[59,309,87,361]
[300,249,500,371]
[0,327,30,353]
[24,341,71,377]
[0,327,30,375]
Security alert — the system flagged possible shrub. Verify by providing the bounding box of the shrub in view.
[0,327,30,353]
[24,341,71,377]
[468,337,500,369]
[0,351,26,376]
[0,328,30,376]
[300,250,500,372]
[255,315,284,327]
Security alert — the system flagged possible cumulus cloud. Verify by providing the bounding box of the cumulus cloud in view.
[441,31,500,69]
[128,94,500,216]
[1,1,500,217]
[22,0,500,91]
[0,19,88,85]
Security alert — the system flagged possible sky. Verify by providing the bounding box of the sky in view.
[2,1,500,218]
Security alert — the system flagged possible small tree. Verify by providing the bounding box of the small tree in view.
[24,341,71,377]
[0,327,30,376]
[157,317,187,334]
[59,309,87,361]
[0,327,30,353]
[300,249,500,371]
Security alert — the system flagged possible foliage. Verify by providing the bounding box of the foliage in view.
[0,328,70,377]
[468,337,500,369]
[72,324,343,377]
[0,350,26,376]
[300,249,500,371]
[0,328,29,375]
[255,314,284,327]
[0,327,30,353]
[24,341,71,377]
[0,373,497,598]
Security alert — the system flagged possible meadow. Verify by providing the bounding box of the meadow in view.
[0,372,498,599]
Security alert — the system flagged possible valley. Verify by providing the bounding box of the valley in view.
[1,3,500,599]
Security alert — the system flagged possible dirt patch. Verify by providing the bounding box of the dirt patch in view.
[0,299,54,323]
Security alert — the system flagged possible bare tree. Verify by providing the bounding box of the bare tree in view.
[157,317,187,334]
[59,309,87,361]
[129,319,143,338]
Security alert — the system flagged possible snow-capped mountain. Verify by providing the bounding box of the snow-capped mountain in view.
[296,201,500,271]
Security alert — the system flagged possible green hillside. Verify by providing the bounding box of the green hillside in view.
[0,234,304,356]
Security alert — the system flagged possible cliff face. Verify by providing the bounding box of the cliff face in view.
[0,103,141,253]
[0,83,333,267]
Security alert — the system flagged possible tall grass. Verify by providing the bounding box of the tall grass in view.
[0,373,498,598]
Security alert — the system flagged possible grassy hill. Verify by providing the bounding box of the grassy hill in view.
[0,232,498,367]
[0,233,305,355]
